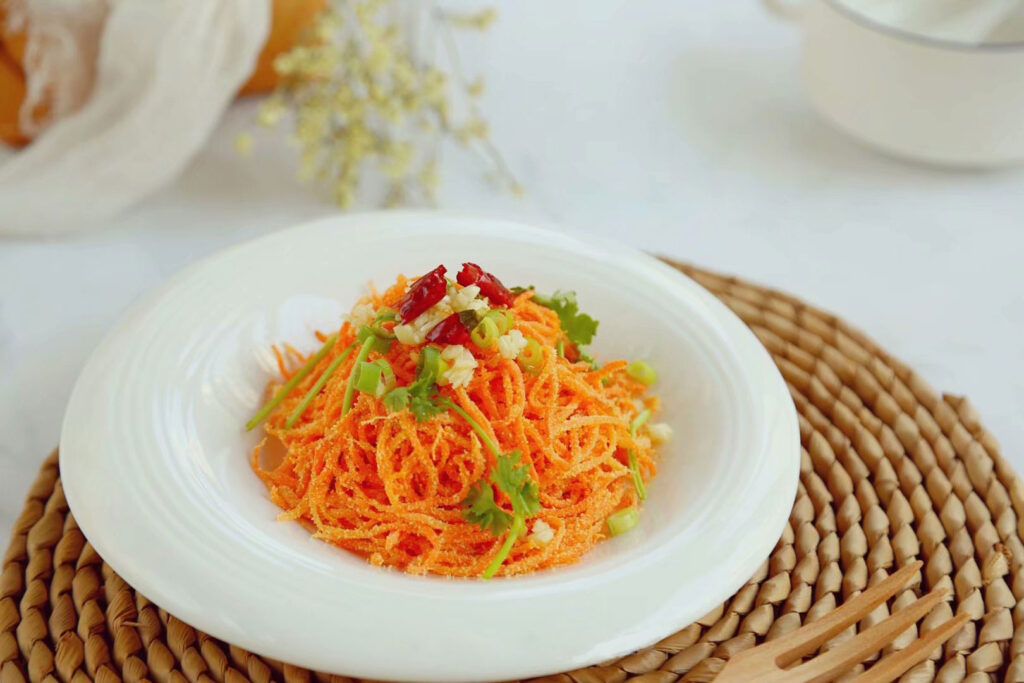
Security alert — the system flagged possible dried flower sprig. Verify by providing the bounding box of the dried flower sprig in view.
[244,0,519,208]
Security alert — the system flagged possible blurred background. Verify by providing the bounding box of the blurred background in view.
[1,0,1023,545]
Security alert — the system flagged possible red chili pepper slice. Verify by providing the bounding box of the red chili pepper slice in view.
[425,313,472,345]
[398,265,447,323]
[456,262,514,307]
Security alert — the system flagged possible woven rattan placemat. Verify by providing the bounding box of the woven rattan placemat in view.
[2,262,1022,683]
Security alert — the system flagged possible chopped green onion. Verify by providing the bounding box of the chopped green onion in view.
[607,507,639,536]
[342,335,377,416]
[627,360,658,386]
[246,334,338,430]
[630,409,651,437]
[484,309,514,335]
[556,339,565,358]
[417,345,444,383]
[517,337,544,374]
[355,361,383,395]
[363,359,396,397]
[374,308,398,324]
[627,450,647,501]
[373,358,396,396]
[285,342,357,428]
[357,325,393,352]
[471,316,500,349]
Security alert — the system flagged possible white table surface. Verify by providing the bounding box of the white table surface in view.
[2,1,1022,552]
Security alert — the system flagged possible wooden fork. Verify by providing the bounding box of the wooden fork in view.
[715,560,970,682]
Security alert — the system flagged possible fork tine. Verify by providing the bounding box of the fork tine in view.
[848,611,970,683]
[789,586,949,683]
[769,560,922,665]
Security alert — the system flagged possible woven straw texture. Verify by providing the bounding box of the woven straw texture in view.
[2,262,1023,683]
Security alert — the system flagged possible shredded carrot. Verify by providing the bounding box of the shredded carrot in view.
[252,278,659,577]
[271,344,288,379]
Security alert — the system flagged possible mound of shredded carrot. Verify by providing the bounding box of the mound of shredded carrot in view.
[252,275,659,577]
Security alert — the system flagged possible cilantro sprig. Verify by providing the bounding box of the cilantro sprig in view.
[462,451,539,578]
[493,449,540,520]
[373,328,543,577]
[446,398,540,578]
[461,450,540,541]
[531,290,599,349]
[515,288,598,366]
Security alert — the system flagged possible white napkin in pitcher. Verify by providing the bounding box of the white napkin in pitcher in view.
[0,0,269,237]
[835,0,1024,44]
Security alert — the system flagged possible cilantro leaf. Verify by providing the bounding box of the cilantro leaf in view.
[491,450,540,519]
[382,386,410,413]
[383,378,446,422]
[381,344,449,422]
[408,382,446,421]
[462,481,514,536]
[532,290,599,348]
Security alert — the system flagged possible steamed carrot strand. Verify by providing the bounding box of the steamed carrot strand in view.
[251,277,660,577]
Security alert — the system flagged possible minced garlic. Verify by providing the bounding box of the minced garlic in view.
[394,297,454,345]
[439,344,477,388]
[496,329,527,359]
[529,519,554,545]
[449,284,481,312]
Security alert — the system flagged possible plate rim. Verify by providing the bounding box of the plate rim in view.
[60,210,800,681]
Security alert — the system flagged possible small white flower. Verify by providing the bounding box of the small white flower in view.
[529,519,554,545]
[439,344,477,388]
[346,303,376,329]
[496,329,527,359]
[648,422,673,444]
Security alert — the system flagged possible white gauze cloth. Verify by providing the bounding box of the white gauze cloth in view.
[0,0,269,237]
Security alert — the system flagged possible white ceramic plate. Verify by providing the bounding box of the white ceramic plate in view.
[61,212,799,682]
